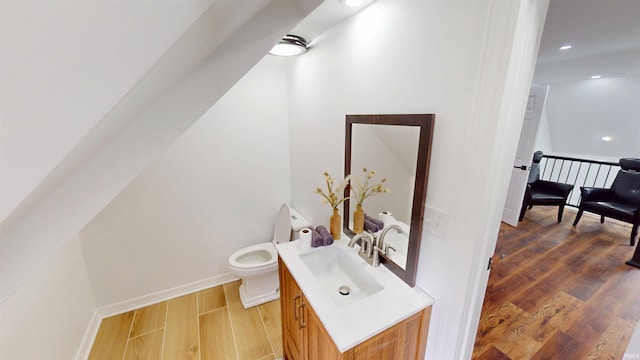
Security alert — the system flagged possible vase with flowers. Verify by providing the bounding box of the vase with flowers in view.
[314,172,350,239]
[350,167,390,234]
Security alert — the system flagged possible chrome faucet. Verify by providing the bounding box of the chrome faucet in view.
[378,224,403,255]
[347,232,380,266]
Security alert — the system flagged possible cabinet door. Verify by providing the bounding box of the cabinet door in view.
[305,303,343,360]
[351,309,431,360]
[279,258,306,360]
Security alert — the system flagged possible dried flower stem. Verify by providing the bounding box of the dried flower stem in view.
[314,172,350,210]
[351,167,389,205]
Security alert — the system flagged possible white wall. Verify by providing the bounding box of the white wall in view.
[79,56,292,307]
[286,1,546,358]
[544,75,640,158]
[533,105,554,154]
[0,236,97,360]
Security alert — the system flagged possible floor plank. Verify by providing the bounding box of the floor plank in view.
[585,317,636,360]
[163,293,199,359]
[473,302,528,356]
[123,329,164,360]
[224,280,274,360]
[88,311,134,360]
[529,331,587,360]
[258,299,283,358]
[130,301,167,338]
[474,346,512,360]
[198,285,226,315]
[473,207,640,359]
[200,308,238,360]
[89,283,284,360]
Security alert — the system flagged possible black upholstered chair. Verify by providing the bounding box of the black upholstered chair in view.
[573,158,640,246]
[519,151,574,223]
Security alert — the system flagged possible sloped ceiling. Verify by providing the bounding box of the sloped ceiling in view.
[0,0,214,224]
[0,0,323,302]
[532,0,640,158]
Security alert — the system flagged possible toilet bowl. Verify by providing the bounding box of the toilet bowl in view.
[228,204,310,309]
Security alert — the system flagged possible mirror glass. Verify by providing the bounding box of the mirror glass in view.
[344,114,435,287]
[350,124,419,269]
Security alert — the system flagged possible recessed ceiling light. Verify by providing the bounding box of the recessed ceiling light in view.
[559,45,572,50]
[591,75,602,79]
[601,136,612,142]
[344,0,364,6]
[269,34,308,56]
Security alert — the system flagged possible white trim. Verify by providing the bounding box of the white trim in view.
[97,273,238,317]
[457,1,550,359]
[75,310,101,360]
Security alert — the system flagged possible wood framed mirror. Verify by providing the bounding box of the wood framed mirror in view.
[343,114,434,287]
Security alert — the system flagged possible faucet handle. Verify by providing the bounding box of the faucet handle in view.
[383,244,397,255]
[366,230,379,246]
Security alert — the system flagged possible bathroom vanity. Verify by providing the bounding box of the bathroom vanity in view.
[277,239,434,360]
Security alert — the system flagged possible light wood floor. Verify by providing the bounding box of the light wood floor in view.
[473,207,640,359]
[88,280,282,360]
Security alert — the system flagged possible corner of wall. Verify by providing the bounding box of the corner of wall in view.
[75,310,102,360]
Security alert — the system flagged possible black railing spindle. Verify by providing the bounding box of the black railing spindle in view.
[537,155,620,208]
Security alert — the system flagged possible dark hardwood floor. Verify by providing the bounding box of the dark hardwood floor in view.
[473,206,640,360]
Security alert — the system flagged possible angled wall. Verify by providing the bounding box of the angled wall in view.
[0,236,96,359]
[79,55,292,307]
[1,0,321,304]
[0,0,213,224]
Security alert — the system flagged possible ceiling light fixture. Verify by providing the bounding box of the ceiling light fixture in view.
[559,45,572,50]
[269,34,308,56]
[601,136,612,142]
[591,75,602,79]
[344,0,364,6]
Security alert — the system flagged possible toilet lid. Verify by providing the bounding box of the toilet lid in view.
[272,204,292,244]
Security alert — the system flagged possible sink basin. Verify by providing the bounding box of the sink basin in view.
[277,239,434,351]
[300,246,383,305]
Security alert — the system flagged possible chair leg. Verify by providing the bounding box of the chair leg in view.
[631,223,638,247]
[518,203,527,222]
[557,205,565,223]
[573,209,584,227]
[600,215,605,223]
[627,238,640,268]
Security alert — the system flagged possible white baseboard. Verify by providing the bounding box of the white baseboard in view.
[75,310,101,360]
[98,273,238,318]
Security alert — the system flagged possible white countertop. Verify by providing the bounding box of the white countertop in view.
[276,236,434,352]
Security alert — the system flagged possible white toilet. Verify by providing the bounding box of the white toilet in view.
[228,204,310,309]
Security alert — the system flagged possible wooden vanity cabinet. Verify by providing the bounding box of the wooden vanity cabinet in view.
[280,257,307,360]
[278,258,431,360]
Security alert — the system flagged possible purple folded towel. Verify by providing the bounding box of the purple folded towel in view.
[365,214,384,230]
[324,236,334,246]
[316,226,334,246]
[311,229,324,248]
[364,219,380,233]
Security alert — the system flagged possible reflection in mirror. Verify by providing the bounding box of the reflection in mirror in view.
[350,124,420,269]
[344,114,435,287]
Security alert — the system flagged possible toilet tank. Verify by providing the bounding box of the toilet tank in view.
[289,207,311,240]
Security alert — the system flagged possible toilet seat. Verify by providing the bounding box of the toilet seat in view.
[228,242,277,271]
